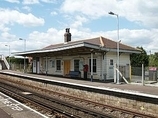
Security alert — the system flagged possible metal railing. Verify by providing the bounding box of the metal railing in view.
[0,55,10,70]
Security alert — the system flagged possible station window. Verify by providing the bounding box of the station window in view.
[33,60,36,67]
[74,60,79,71]
[56,60,61,70]
[89,59,97,72]
[110,59,113,65]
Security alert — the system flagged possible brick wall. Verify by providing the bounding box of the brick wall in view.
[0,74,157,117]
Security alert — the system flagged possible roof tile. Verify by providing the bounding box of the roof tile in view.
[42,36,139,52]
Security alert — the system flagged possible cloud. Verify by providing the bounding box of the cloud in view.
[0,9,44,27]
[119,0,158,28]
[1,0,158,56]
[60,0,158,28]
[1,32,16,42]
[51,11,57,16]
[27,28,64,50]
[4,0,20,3]
[41,0,57,3]
[17,13,44,26]
[22,6,31,12]
[61,0,112,18]
[22,0,39,5]
[0,24,10,32]
[120,29,153,45]
[22,0,57,4]
[105,28,158,53]
[2,27,156,56]
[27,27,157,54]
[70,15,88,28]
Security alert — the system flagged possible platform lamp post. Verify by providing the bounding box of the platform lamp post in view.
[109,11,120,84]
[19,38,26,73]
[5,44,10,69]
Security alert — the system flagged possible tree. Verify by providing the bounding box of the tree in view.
[6,56,28,64]
[149,53,158,67]
[130,47,149,67]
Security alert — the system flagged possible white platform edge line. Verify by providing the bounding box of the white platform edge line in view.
[1,71,158,99]
[0,92,48,118]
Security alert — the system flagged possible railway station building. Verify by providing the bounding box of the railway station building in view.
[14,28,140,81]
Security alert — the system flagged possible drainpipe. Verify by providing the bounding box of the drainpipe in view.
[46,56,48,75]
[142,64,144,86]
[114,63,117,83]
[91,51,93,82]
[102,53,104,80]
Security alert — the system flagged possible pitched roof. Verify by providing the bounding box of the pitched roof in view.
[13,36,140,56]
[43,36,139,52]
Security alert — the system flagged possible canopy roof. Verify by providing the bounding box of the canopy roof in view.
[13,36,141,57]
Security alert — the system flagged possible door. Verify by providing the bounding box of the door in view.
[64,60,70,76]
[108,59,114,79]
[37,61,40,74]
[33,60,36,73]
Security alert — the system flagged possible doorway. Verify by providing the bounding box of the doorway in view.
[64,60,70,76]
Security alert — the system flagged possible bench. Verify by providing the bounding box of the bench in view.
[68,71,81,78]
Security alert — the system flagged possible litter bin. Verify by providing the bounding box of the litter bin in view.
[149,67,157,81]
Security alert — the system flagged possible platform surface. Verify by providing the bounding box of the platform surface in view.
[1,70,158,98]
[0,92,47,118]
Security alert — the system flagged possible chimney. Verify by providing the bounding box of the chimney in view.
[64,28,71,42]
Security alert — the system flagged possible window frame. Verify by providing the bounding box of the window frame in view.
[89,58,97,73]
[56,60,61,71]
[110,59,113,66]
[74,59,80,71]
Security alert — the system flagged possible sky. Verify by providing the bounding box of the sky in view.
[0,0,158,57]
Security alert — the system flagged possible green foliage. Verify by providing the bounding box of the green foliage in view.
[6,56,28,64]
[130,47,149,67]
[149,53,158,67]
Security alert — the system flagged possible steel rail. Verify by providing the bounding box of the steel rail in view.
[0,76,156,118]
[0,82,114,118]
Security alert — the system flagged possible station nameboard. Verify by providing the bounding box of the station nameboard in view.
[149,67,157,71]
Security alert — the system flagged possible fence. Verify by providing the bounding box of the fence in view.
[131,66,158,84]
[10,63,32,73]
[7,62,158,84]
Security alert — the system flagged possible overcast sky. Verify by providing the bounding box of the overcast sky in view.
[0,0,158,56]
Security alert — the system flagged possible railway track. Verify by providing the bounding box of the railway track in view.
[0,76,156,118]
[0,81,114,118]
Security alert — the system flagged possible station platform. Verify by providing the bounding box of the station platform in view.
[0,92,47,118]
[0,70,158,99]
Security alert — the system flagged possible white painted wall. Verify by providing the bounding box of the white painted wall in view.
[106,52,130,79]
[119,53,130,65]
[37,52,130,80]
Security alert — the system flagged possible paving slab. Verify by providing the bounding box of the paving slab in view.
[0,92,47,118]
